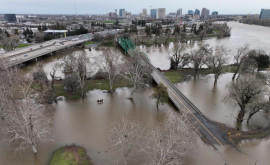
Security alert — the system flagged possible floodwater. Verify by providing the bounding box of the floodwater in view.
[141,21,270,70]
[1,87,269,165]
[2,21,270,164]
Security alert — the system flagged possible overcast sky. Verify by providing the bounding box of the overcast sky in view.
[0,0,268,15]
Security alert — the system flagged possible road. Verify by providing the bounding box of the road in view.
[0,29,120,67]
[151,67,231,150]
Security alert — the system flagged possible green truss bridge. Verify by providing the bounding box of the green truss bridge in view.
[117,37,136,54]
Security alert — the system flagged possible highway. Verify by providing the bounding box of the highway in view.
[0,29,120,67]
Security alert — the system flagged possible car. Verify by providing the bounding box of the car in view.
[24,54,28,57]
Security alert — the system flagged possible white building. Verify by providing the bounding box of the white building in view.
[158,8,166,19]
[176,8,182,17]
[142,8,147,17]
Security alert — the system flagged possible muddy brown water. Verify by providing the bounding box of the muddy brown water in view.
[2,21,270,164]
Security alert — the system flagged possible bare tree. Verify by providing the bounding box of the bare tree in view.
[169,43,190,70]
[139,112,197,165]
[34,32,45,43]
[190,44,212,78]
[225,76,265,123]
[49,63,61,90]
[247,102,269,123]
[108,112,197,165]
[232,44,250,80]
[108,118,142,165]
[97,48,122,92]
[32,63,49,91]
[205,45,228,86]
[61,51,90,98]
[0,63,53,154]
[121,50,152,97]
[2,35,19,51]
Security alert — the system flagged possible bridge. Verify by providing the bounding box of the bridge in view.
[0,33,92,67]
[117,38,231,150]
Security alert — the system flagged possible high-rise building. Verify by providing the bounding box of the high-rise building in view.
[201,8,209,18]
[4,14,17,23]
[260,9,270,19]
[176,8,182,17]
[158,8,166,19]
[194,9,200,15]
[119,9,125,17]
[212,11,218,16]
[188,10,194,15]
[142,8,147,17]
[150,9,157,19]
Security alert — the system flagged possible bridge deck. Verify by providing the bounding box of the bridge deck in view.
[152,67,230,149]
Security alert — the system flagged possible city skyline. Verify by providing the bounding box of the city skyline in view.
[0,0,268,15]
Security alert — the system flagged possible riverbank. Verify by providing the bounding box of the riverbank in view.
[54,77,132,100]
[163,65,238,83]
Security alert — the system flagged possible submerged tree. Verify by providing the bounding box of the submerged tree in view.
[225,76,265,123]
[205,45,228,86]
[121,50,152,97]
[169,43,190,70]
[152,83,168,110]
[190,44,212,78]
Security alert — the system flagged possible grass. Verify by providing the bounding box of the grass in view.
[49,145,93,165]
[163,70,185,83]
[100,40,114,47]
[54,77,132,100]
[163,65,238,83]
[84,41,100,45]
[0,45,3,48]
[16,43,31,48]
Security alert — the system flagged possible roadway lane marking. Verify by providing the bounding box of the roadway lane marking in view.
[153,71,225,148]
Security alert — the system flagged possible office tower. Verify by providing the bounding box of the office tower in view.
[260,9,270,19]
[142,8,147,17]
[158,8,166,19]
[212,11,218,16]
[151,9,158,19]
[195,9,200,15]
[119,9,125,17]
[176,8,182,17]
[4,14,17,23]
[188,10,194,15]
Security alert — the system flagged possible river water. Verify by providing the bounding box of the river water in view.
[1,22,270,165]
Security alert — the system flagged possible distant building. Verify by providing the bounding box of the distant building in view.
[201,8,209,19]
[195,9,200,15]
[176,8,182,17]
[151,9,157,19]
[188,10,194,15]
[158,8,166,19]
[119,9,125,17]
[142,8,147,17]
[168,13,176,17]
[4,14,17,23]
[212,11,218,16]
[260,9,270,19]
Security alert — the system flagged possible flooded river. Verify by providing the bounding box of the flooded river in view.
[1,22,270,164]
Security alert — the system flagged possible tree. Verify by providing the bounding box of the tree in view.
[34,32,45,43]
[108,118,141,165]
[152,83,168,110]
[49,63,60,90]
[190,44,212,77]
[145,26,152,36]
[61,51,90,98]
[97,48,121,92]
[173,25,180,35]
[232,44,250,80]
[109,112,197,165]
[93,33,103,41]
[2,35,19,51]
[63,74,78,94]
[248,49,270,70]
[205,45,228,86]
[139,112,197,165]
[0,62,52,154]
[32,63,49,91]
[121,50,152,97]
[169,43,190,70]
[225,76,265,123]
[247,102,269,123]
